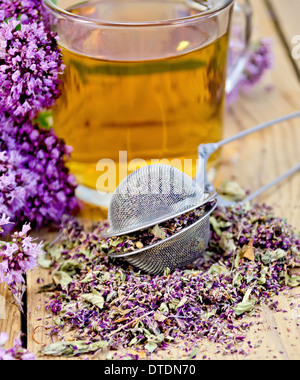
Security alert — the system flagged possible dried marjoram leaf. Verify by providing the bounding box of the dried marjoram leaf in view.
[150,225,167,240]
[218,180,246,202]
[40,340,108,357]
[242,239,255,261]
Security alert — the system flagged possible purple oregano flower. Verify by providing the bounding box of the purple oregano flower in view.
[0,0,80,228]
[0,1,64,120]
[0,332,35,360]
[0,0,42,21]
[0,219,43,286]
[227,38,273,105]
[0,114,79,229]
[0,213,43,312]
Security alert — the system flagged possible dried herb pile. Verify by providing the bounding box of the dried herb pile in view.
[38,202,300,358]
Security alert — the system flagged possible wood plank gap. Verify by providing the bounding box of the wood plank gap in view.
[21,275,28,349]
[264,0,300,82]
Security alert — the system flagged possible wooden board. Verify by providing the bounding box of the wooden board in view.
[266,0,300,75]
[1,0,300,360]
[218,0,300,231]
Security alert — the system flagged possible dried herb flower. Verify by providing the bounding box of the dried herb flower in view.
[0,332,35,360]
[38,202,300,358]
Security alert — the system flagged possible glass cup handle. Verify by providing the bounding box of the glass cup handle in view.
[225,0,253,95]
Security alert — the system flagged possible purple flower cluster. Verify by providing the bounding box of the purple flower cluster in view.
[0,332,35,360]
[0,0,80,228]
[0,219,43,285]
[242,39,273,86]
[227,38,273,105]
[0,214,43,311]
[0,0,42,21]
[0,214,12,233]
[0,114,79,228]
[0,0,64,120]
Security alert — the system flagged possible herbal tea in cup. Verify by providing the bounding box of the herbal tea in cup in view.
[43,0,247,206]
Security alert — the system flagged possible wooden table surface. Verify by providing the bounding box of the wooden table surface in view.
[1,0,300,360]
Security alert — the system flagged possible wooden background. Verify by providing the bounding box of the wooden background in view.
[1,0,300,360]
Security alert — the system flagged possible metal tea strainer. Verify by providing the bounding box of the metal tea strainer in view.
[102,111,300,275]
[101,164,218,274]
[102,164,210,237]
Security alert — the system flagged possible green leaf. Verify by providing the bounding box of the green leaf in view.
[284,273,300,287]
[150,224,167,240]
[40,340,108,357]
[218,180,246,202]
[232,273,242,286]
[81,290,105,309]
[159,302,169,314]
[53,271,73,288]
[208,263,228,275]
[80,271,101,284]
[46,244,62,261]
[37,253,53,269]
[234,299,255,316]
[144,333,165,353]
[34,111,53,130]
[52,316,65,326]
[261,249,287,265]
[209,216,232,237]
[203,310,217,320]
[234,248,244,268]
[219,233,237,253]
[154,311,168,322]
[257,265,269,285]
[110,237,126,247]
[60,259,84,275]
[234,287,255,316]
[177,296,188,309]
[145,341,158,353]
[187,347,197,360]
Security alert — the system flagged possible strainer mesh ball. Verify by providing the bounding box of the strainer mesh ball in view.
[106,164,205,236]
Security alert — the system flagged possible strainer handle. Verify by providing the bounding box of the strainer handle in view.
[213,110,300,151]
[241,162,300,204]
[196,110,300,200]
[215,162,300,207]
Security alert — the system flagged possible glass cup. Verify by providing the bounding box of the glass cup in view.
[42,0,251,207]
